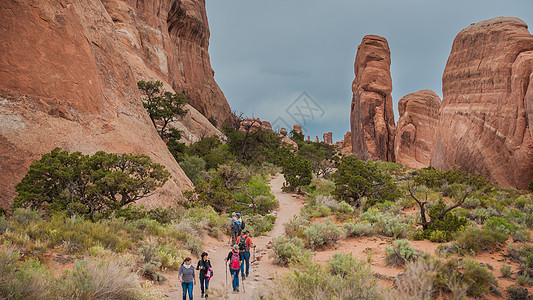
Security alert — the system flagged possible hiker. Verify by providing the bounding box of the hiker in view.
[178,257,196,300]
[225,244,244,293]
[229,212,238,244]
[236,230,255,280]
[197,252,212,299]
[235,213,245,237]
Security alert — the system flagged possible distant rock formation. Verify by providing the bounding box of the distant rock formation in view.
[323,132,333,144]
[394,90,441,169]
[350,35,396,161]
[431,17,533,189]
[280,128,288,136]
[315,136,319,143]
[293,124,303,134]
[0,0,231,207]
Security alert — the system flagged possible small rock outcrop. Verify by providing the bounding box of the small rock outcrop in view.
[350,35,396,161]
[431,17,533,189]
[323,132,333,144]
[394,90,441,169]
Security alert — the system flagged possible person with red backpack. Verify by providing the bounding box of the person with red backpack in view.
[235,230,255,280]
[225,244,244,293]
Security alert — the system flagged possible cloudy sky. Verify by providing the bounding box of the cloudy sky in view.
[206,0,533,142]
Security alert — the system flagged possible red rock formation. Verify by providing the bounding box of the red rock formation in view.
[431,17,533,189]
[280,128,288,136]
[261,121,273,132]
[323,132,333,144]
[102,0,231,126]
[350,35,396,161]
[293,124,303,134]
[315,136,319,143]
[394,90,441,169]
[340,131,353,155]
[0,0,231,207]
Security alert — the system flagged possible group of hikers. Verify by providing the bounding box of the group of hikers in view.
[177,212,256,299]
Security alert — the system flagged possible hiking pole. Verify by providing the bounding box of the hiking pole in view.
[253,246,256,274]
[225,261,228,289]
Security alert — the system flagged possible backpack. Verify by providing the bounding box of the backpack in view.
[230,251,240,270]
[238,235,247,251]
[241,219,246,230]
[205,266,213,281]
[233,220,242,231]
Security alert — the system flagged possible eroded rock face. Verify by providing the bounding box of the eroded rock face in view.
[0,0,230,207]
[394,90,441,169]
[102,0,231,126]
[323,132,333,144]
[431,17,533,189]
[350,35,396,161]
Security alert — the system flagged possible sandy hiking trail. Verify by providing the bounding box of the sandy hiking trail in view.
[163,174,305,299]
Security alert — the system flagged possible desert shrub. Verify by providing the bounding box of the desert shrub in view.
[315,195,340,211]
[361,209,414,238]
[462,197,481,209]
[484,216,517,235]
[270,236,305,266]
[62,257,143,299]
[310,177,336,195]
[0,215,9,234]
[141,261,167,283]
[512,227,532,242]
[179,155,206,185]
[243,214,276,236]
[284,217,310,238]
[394,259,439,300]
[414,167,489,191]
[454,227,508,254]
[337,201,355,214]
[517,274,531,286]
[333,156,400,207]
[302,218,343,250]
[0,250,57,300]
[461,259,497,297]
[14,149,170,220]
[13,207,42,224]
[386,239,419,267]
[138,241,159,263]
[471,207,501,223]
[507,285,529,300]
[507,243,533,269]
[419,199,469,242]
[259,253,380,300]
[343,222,374,238]
[500,265,512,278]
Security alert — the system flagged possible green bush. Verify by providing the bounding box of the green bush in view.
[282,153,313,191]
[0,215,9,234]
[461,259,497,297]
[385,239,419,267]
[517,274,531,286]
[0,250,57,300]
[179,155,206,185]
[462,197,481,209]
[454,227,508,254]
[302,218,343,250]
[243,214,276,236]
[13,148,170,220]
[337,201,355,214]
[270,236,305,266]
[507,285,529,300]
[420,199,468,242]
[258,253,380,299]
[484,217,517,235]
[333,156,400,207]
[141,261,167,282]
[361,209,414,238]
[507,243,533,269]
[13,208,42,224]
[284,217,310,238]
[500,265,512,278]
[343,222,374,237]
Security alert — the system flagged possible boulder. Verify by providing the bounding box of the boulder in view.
[293,124,303,134]
[350,35,396,161]
[394,90,441,169]
[431,17,533,189]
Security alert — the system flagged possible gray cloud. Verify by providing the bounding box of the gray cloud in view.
[206,0,533,142]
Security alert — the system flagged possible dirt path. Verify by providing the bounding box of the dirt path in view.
[163,174,304,299]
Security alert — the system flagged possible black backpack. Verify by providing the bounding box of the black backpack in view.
[238,235,247,251]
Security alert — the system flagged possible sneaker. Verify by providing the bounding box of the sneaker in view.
[201,293,204,298]
[233,290,239,294]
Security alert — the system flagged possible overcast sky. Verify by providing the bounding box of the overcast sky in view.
[206,0,533,142]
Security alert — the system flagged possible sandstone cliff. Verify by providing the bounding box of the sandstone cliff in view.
[350,35,396,161]
[431,17,533,189]
[394,90,441,169]
[0,0,230,207]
